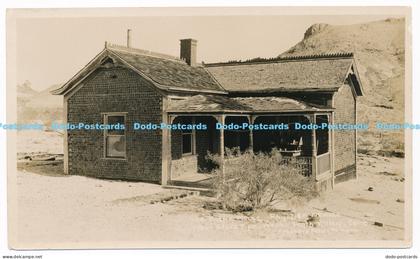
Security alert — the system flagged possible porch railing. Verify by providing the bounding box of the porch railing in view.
[224,155,313,177]
[279,156,312,177]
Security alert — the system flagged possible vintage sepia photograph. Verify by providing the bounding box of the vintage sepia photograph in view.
[5,6,412,249]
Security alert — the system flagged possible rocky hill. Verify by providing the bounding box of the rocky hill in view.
[17,81,63,125]
[280,18,406,155]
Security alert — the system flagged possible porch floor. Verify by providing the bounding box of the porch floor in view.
[170,173,214,189]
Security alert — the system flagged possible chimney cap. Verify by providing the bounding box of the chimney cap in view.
[180,38,197,43]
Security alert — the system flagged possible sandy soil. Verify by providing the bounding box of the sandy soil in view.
[17,130,63,155]
[11,153,405,249]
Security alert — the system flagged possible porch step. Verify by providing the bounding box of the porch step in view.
[163,184,215,196]
[170,179,213,188]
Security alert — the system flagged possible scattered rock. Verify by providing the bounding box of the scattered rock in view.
[350,197,380,204]
[268,208,293,213]
[392,150,405,158]
[203,202,223,210]
[396,198,404,203]
[379,171,397,176]
[162,197,173,203]
[374,221,383,227]
[306,214,320,227]
[232,204,253,213]
[367,187,374,191]
[375,104,393,109]
[392,177,405,182]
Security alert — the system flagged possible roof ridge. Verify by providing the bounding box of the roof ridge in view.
[106,42,185,63]
[204,52,354,67]
[280,52,354,60]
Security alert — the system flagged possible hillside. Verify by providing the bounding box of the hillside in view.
[280,18,406,154]
[17,81,63,125]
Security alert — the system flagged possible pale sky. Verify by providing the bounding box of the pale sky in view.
[15,14,396,91]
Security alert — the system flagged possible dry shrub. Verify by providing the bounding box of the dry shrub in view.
[208,148,318,212]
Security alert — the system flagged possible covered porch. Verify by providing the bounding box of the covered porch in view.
[161,95,335,190]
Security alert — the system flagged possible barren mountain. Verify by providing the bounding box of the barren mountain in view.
[17,81,63,124]
[280,18,406,154]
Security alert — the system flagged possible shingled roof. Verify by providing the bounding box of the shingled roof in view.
[52,44,362,96]
[108,44,225,93]
[51,43,226,95]
[167,95,331,113]
[205,53,362,94]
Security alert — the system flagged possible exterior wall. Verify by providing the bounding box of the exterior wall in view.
[170,116,217,179]
[333,82,357,181]
[66,65,163,182]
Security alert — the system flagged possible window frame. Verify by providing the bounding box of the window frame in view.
[103,112,127,159]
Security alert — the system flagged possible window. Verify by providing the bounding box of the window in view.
[181,117,194,155]
[104,113,126,158]
[316,115,329,155]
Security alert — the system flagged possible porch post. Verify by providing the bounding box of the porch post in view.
[162,114,175,186]
[329,112,335,189]
[217,115,226,179]
[63,95,69,174]
[248,115,255,152]
[311,114,317,179]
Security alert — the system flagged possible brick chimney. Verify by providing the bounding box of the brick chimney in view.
[180,39,197,66]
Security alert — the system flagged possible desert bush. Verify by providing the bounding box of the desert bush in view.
[208,148,318,212]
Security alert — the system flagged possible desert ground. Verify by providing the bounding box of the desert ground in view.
[10,131,406,248]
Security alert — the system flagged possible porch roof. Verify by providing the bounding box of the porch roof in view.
[166,94,332,114]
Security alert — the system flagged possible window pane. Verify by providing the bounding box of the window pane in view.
[107,115,125,135]
[182,133,192,154]
[106,135,126,157]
